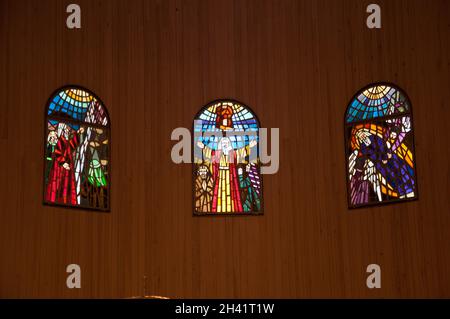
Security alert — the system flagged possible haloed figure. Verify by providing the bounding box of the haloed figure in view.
[45,124,84,205]
[195,165,214,213]
[238,164,261,212]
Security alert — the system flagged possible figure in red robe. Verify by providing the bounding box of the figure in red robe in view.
[45,125,83,205]
[197,137,257,213]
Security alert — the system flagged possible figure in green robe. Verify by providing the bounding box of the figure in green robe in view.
[237,164,261,212]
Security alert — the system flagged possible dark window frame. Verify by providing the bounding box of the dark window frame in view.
[344,82,419,209]
[43,85,111,212]
[192,99,264,217]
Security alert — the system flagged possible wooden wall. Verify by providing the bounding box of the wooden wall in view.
[0,0,450,298]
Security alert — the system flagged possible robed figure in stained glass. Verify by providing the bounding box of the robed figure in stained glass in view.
[44,87,111,211]
[45,124,84,205]
[238,164,261,211]
[194,165,214,212]
[197,137,257,213]
[350,125,415,202]
[345,84,417,208]
[193,100,262,215]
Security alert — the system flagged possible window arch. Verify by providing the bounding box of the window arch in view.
[44,86,110,211]
[345,83,418,208]
[193,100,263,215]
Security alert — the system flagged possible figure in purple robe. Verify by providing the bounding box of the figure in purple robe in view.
[351,129,415,205]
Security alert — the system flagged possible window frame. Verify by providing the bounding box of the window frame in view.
[344,82,419,209]
[43,85,111,212]
[192,99,264,217]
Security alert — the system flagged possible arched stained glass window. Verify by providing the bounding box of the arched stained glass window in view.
[44,86,110,211]
[193,100,263,215]
[345,83,418,208]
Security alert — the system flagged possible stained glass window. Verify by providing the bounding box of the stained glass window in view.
[345,84,417,208]
[44,86,110,211]
[193,100,263,215]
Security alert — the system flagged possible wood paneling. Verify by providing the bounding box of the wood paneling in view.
[0,0,449,298]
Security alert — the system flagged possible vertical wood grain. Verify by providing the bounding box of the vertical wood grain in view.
[0,0,449,298]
